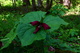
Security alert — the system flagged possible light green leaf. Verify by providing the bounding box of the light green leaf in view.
[0,28,16,50]
[16,23,46,46]
[43,15,68,32]
[20,11,46,23]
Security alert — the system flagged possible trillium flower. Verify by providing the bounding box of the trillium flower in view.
[30,21,40,26]
[48,46,55,51]
[33,26,41,34]
[0,41,3,47]
[30,21,50,34]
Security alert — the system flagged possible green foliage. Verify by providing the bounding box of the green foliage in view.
[49,4,68,16]
[69,5,80,15]
[0,13,14,36]
[5,7,80,52]
[71,0,80,7]
[54,16,80,52]
[0,28,16,50]
[0,12,21,36]
[0,0,23,6]
[0,0,80,52]
[44,5,80,52]
[20,11,46,23]
[0,3,80,53]
[16,11,68,46]
[0,11,22,50]
[43,15,68,32]
[0,11,68,52]
[16,23,46,46]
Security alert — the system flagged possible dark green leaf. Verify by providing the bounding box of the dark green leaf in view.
[43,15,68,32]
[20,11,46,23]
[16,23,46,46]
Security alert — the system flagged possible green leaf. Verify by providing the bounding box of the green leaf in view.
[69,29,78,36]
[0,28,16,50]
[20,11,46,23]
[16,23,46,46]
[43,15,68,32]
[59,11,65,16]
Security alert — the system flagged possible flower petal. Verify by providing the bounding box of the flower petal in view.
[0,41,3,47]
[33,26,41,34]
[48,46,55,51]
[42,23,50,30]
[30,21,40,26]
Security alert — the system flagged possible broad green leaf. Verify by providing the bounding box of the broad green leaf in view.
[0,28,16,50]
[43,15,68,32]
[20,11,46,23]
[16,11,68,47]
[16,23,46,46]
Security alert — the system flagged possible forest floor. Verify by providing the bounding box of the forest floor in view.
[0,5,80,53]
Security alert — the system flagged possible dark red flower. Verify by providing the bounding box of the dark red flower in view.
[48,46,55,51]
[30,21,40,26]
[30,21,50,34]
[33,25,41,34]
[0,41,3,47]
[42,23,50,30]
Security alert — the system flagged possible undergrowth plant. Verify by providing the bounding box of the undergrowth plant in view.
[0,11,68,52]
[49,4,68,16]
[0,4,80,53]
